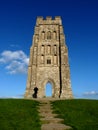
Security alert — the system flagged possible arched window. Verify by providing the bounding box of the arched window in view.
[54,54,57,64]
[41,54,44,64]
[53,31,57,39]
[42,31,45,40]
[47,31,51,39]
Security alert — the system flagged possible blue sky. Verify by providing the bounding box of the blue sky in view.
[0,0,98,99]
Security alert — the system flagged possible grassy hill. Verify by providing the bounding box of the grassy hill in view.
[52,99,98,130]
[0,99,98,130]
[0,99,41,130]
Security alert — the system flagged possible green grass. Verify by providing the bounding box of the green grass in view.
[1,99,98,130]
[0,99,41,130]
[52,99,98,130]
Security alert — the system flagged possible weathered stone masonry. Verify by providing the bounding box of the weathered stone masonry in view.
[25,16,73,98]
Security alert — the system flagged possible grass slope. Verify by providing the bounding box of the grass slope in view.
[0,99,41,130]
[52,99,98,130]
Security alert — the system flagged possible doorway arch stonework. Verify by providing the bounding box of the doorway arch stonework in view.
[42,78,55,97]
[25,16,73,99]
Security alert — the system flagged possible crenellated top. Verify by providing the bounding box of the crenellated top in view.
[36,16,62,25]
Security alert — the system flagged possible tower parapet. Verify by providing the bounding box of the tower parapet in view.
[36,16,62,25]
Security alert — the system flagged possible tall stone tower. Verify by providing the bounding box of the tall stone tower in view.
[25,16,73,98]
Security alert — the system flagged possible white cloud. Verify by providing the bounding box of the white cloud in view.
[0,50,28,62]
[83,91,98,96]
[23,58,29,65]
[0,50,29,74]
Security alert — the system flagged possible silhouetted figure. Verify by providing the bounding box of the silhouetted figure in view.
[33,87,38,98]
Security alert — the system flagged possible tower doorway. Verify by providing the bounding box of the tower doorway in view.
[45,82,52,97]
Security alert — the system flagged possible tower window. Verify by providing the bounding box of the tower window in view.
[47,59,51,64]
[42,31,45,40]
[53,31,57,39]
[47,31,51,39]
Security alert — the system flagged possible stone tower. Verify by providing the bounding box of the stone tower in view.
[25,16,73,98]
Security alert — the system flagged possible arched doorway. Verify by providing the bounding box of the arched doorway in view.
[45,82,52,97]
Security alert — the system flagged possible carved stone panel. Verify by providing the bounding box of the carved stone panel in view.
[47,45,51,54]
